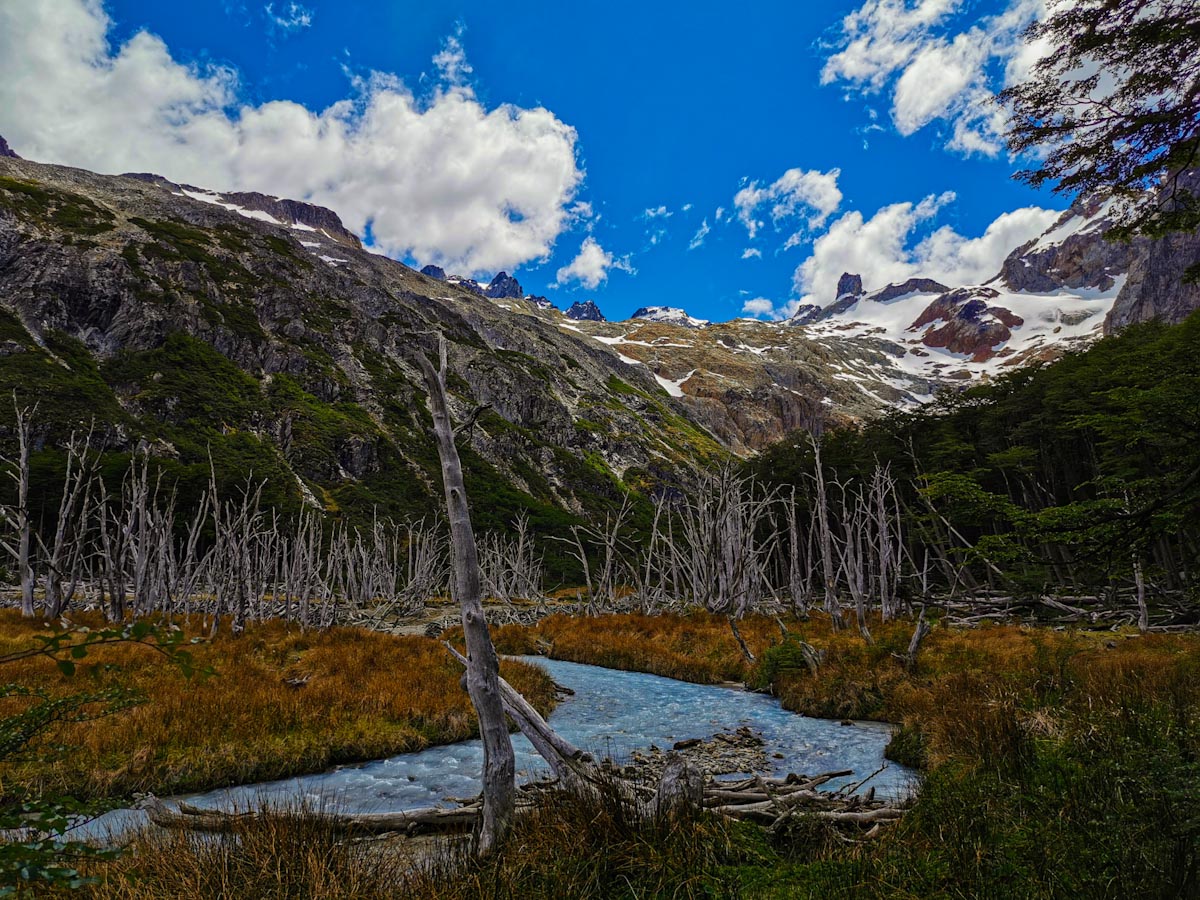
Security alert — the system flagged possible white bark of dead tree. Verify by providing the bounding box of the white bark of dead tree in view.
[807,431,845,630]
[0,396,37,617]
[40,429,96,618]
[417,336,515,856]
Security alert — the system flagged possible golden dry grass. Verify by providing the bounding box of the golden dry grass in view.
[0,610,556,800]
[491,610,781,683]
[492,610,1200,768]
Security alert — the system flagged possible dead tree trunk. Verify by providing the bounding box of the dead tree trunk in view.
[417,336,515,856]
[1,397,37,617]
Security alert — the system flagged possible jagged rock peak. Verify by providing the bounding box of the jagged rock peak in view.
[485,271,523,299]
[788,304,824,325]
[420,264,447,280]
[0,135,20,159]
[527,295,556,311]
[630,306,709,328]
[836,272,863,298]
[868,278,951,303]
[565,300,606,321]
[121,172,361,249]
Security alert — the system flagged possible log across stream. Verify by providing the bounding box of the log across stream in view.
[82,657,916,839]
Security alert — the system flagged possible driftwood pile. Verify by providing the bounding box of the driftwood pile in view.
[934,590,1199,631]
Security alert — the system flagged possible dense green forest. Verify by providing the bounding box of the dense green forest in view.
[750,311,1200,604]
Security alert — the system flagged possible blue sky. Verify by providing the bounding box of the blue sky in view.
[0,0,1063,322]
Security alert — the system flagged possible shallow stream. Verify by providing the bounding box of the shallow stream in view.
[84,656,915,838]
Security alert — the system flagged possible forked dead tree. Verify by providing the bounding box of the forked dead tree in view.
[416,336,515,855]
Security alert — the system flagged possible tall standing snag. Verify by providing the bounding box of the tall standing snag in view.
[416,336,515,855]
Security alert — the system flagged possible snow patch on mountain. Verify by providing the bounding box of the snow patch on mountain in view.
[630,306,709,328]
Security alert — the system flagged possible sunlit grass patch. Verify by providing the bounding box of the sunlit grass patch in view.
[0,610,555,801]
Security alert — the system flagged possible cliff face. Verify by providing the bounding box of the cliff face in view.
[1105,170,1200,331]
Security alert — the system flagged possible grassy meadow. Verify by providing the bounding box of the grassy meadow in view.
[0,610,556,801]
[0,605,1191,898]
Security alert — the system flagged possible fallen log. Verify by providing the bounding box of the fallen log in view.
[144,798,481,836]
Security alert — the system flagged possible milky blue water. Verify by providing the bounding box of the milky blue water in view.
[80,656,915,839]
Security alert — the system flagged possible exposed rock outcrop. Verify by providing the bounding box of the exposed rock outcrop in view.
[0,135,18,159]
[566,300,606,322]
[1105,169,1200,331]
[630,306,708,328]
[911,288,1023,362]
[836,272,863,298]
[121,173,362,249]
[1000,198,1131,294]
[484,271,523,299]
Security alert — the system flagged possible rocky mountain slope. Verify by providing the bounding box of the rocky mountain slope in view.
[2,145,1197,520]
[0,154,733,544]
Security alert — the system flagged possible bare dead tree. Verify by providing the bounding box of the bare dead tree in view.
[417,335,515,856]
[663,466,778,660]
[834,481,874,645]
[807,430,845,630]
[0,396,37,617]
[38,427,97,617]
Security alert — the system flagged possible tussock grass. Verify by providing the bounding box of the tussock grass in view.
[0,610,556,800]
[82,776,750,900]
[78,802,414,900]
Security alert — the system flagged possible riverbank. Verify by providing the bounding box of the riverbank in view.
[0,610,556,801]
[491,610,1200,769]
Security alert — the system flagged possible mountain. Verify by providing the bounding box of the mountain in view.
[0,152,730,560]
[2,142,1198,503]
[120,173,362,250]
[484,271,523,299]
[630,306,709,328]
[565,300,606,322]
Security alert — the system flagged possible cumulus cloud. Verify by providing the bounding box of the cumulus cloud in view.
[741,296,801,320]
[821,0,1044,156]
[791,192,1059,302]
[688,219,711,251]
[733,167,842,245]
[741,297,776,317]
[741,247,762,259]
[554,236,634,289]
[0,0,584,275]
[265,2,313,32]
[642,205,671,219]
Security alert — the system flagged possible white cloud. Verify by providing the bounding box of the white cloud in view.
[688,218,711,251]
[642,205,671,219]
[791,192,1058,302]
[741,297,776,317]
[265,2,313,32]
[431,26,473,85]
[821,0,1045,156]
[741,296,801,320]
[681,202,693,212]
[0,0,584,275]
[733,167,842,245]
[554,236,633,289]
[741,247,762,259]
